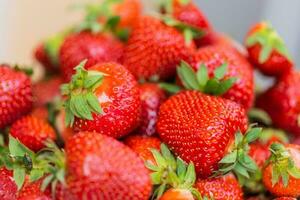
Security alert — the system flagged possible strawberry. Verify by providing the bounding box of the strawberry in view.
[274,198,297,200]
[10,115,56,151]
[33,76,62,107]
[135,83,167,136]
[262,143,300,197]
[122,16,195,81]
[257,70,300,136]
[249,143,271,169]
[64,131,152,199]
[31,106,49,121]
[195,174,244,200]
[34,43,57,73]
[17,179,51,200]
[157,91,260,178]
[245,22,293,76]
[124,135,161,164]
[0,65,33,129]
[163,0,214,47]
[0,168,17,200]
[185,45,254,110]
[61,61,140,138]
[59,32,124,81]
[111,0,142,29]
[160,188,195,200]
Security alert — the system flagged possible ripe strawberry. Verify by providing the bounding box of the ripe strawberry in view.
[33,76,62,107]
[59,32,124,81]
[124,135,161,164]
[245,22,293,76]
[0,65,33,129]
[135,83,167,136]
[65,131,152,199]
[165,0,214,47]
[262,143,300,197]
[10,115,56,151]
[249,143,271,168]
[160,188,195,200]
[157,91,260,178]
[61,61,141,138]
[187,45,254,110]
[122,16,195,81]
[0,168,17,200]
[195,174,244,200]
[17,179,51,200]
[31,106,49,122]
[257,70,300,136]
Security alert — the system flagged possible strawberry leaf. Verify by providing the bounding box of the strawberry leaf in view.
[159,83,182,94]
[14,167,26,190]
[9,135,34,158]
[196,64,209,90]
[214,63,228,80]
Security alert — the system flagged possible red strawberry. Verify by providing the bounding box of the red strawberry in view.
[156,91,260,179]
[195,174,244,200]
[245,22,293,76]
[122,16,195,81]
[274,198,297,200]
[62,61,140,139]
[262,143,300,197]
[59,32,124,81]
[10,115,56,151]
[249,143,271,169]
[167,0,214,47]
[257,70,300,136]
[135,83,167,136]
[17,179,51,200]
[0,65,33,129]
[33,76,62,107]
[31,106,49,121]
[124,135,161,164]
[187,45,254,110]
[65,131,152,199]
[160,188,194,200]
[0,168,17,200]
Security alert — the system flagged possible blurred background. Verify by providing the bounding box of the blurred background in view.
[0,0,299,67]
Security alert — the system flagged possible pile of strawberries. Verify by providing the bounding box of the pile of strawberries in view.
[1,0,300,199]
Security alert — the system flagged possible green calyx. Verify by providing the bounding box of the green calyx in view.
[160,0,191,17]
[13,65,34,76]
[177,61,237,96]
[248,108,272,126]
[246,22,292,63]
[259,128,289,145]
[61,60,104,126]
[145,143,201,200]
[0,135,62,191]
[268,143,300,187]
[215,127,262,185]
[162,15,205,45]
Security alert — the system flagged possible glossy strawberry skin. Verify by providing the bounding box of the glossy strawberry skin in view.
[65,132,152,200]
[157,91,248,178]
[0,65,33,129]
[195,174,243,200]
[122,16,195,81]
[34,43,58,73]
[189,45,254,110]
[171,0,214,47]
[249,143,271,168]
[0,168,17,200]
[135,83,166,136]
[10,115,56,152]
[73,63,141,139]
[262,144,300,197]
[246,22,293,77]
[124,135,161,164]
[257,70,300,136]
[17,179,51,200]
[60,32,124,81]
[33,76,62,107]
